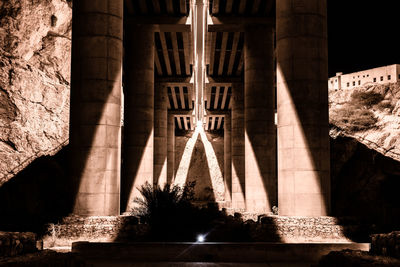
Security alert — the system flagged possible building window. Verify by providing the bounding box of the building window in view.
[353,81,356,86]
[388,75,391,80]
[373,77,377,82]
[380,76,384,81]
[358,80,361,85]
[347,82,350,87]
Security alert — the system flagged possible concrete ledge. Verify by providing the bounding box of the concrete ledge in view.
[72,242,370,263]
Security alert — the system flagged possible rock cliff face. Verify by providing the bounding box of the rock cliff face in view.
[329,82,400,161]
[0,0,72,185]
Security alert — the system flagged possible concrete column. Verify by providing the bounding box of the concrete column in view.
[224,113,232,207]
[167,114,175,184]
[69,0,123,216]
[231,83,245,211]
[276,0,330,216]
[121,25,154,212]
[154,83,168,187]
[244,25,276,213]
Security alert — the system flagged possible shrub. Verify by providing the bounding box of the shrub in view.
[132,181,211,241]
[376,100,394,112]
[133,181,195,224]
[131,182,255,242]
[350,90,384,107]
[331,105,378,132]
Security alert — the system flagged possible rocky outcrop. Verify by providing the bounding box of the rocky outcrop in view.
[0,0,72,185]
[330,82,400,161]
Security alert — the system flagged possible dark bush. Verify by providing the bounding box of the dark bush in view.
[331,106,378,132]
[131,182,254,241]
[350,90,384,107]
[376,100,394,112]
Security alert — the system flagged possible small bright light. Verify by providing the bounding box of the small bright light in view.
[197,234,205,242]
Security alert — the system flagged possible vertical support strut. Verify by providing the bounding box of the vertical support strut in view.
[192,0,207,126]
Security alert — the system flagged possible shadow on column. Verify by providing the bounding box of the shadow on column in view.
[120,24,154,213]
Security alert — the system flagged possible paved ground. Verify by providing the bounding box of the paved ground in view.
[86,260,314,267]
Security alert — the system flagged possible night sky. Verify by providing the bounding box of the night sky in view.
[327,0,400,77]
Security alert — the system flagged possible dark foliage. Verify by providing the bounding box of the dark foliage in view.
[350,90,384,108]
[331,107,378,132]
[131,182,256,242]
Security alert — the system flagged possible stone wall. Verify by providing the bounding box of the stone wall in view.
[44,214,358,246]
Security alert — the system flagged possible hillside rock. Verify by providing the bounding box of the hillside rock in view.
[0,0,71,185]
[330,82,400,161]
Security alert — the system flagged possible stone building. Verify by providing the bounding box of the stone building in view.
[328,64,400,90]
[70,0,330,217]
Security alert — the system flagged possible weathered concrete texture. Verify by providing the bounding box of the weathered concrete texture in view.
[175,131,224,201]
[0,0,71,185]
[244,26,276,213]
[153,84,167,187]
[70,0,123,215]
[276,0,330,216]
[167,114,175,184]
[122,25,154,212]
[224,114,232,207]
[231,83,245,211]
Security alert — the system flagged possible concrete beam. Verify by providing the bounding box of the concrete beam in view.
[126,16,191,32]
[208,16,274,32]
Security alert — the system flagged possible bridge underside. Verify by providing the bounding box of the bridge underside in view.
[69,0,330,216]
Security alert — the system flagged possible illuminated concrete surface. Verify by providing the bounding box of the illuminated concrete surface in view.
[167,114,175,184]
[70,0,123,216]
[68,0,331,217]
[231,83,245,211]
[244,26,276,213]
[277,0,330,216]
[154,83,168,187]
[224,113,232,207]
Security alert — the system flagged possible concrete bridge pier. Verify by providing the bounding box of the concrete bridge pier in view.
[121,24,155,212]
[244,25,276,213]
[224,113,232,207]
[167,114,175,184]
[277,0,330,216]
[69,0,123,216]
[231,83,245,211]
[154,83,168,187]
